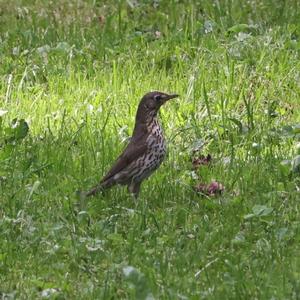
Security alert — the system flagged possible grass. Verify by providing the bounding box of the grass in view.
[1,0,300,298]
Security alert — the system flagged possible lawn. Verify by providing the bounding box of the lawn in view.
[1,0,300,299]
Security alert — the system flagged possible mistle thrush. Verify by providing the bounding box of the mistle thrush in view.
[86,91,178,198]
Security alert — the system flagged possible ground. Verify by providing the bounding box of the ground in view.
[0,1,300,299]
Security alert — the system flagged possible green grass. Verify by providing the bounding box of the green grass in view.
[1,0,300,298]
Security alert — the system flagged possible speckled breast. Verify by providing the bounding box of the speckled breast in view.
[133,119,166,182]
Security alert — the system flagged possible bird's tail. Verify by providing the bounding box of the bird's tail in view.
[85,184,104,197]
[85,179,114,197]
[76,178,114,202]
[75,182,110,211]
[75,185,103,203]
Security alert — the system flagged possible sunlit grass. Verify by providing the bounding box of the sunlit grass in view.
[1,0,300,298]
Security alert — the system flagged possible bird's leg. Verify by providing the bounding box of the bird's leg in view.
[128,182,141,199]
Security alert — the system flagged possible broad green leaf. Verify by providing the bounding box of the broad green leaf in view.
[244,205,273,219]
[37,44,51,55]
[293,124,300,134]
[292,155,300,173]
[55,42,71,52]
[191,139,206,152]
[279,160,291,176]
[276,228,289,241]
[5,118,29,142]
[228,24,252,33]
[252,205,273,216]
[123,266,153,300]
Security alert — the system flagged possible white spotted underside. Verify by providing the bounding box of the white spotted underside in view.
[113,118,166,184]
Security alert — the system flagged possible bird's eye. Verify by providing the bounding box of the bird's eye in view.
[154,95,161,101]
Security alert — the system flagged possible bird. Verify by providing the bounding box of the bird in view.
[85,91,179,198]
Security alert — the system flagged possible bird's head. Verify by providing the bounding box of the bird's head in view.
[136,91,179,122]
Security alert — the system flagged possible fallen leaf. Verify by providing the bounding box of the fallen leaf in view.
[98,15,105,25]
[194,180,224,196]
[192,154,212,169]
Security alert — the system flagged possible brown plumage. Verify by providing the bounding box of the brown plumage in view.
[85,91,178,198]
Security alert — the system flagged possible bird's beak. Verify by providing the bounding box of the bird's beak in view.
[163,94,179,101]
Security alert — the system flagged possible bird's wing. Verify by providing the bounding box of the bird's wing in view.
[100,140,148,184]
